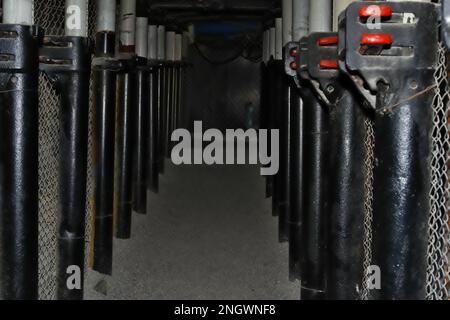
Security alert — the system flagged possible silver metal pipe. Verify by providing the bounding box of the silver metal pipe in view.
[3,0,34,25]
[97,0,116,32]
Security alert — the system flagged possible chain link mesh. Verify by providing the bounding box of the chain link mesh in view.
[361,116,375,300]
[38,72,61,300]
[35,0,97,300]
[426,41,450,300]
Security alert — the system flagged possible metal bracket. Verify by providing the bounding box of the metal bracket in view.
[284,41,301,88]
[339,1,439,109]
[39,36,91,87]
[297,32,342,106]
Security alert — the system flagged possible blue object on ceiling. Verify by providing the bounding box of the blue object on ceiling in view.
[195,21,259,36]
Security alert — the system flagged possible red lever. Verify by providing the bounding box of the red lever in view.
[360,34,392,46]
[290,48,298,58]
[318,36,338,46]
[359,5,392,18]
[319,60,339,70]
[290,61,298,70]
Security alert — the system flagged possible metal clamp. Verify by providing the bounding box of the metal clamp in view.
[339,1,439,109]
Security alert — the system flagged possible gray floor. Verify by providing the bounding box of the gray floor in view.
[85,163,299,300]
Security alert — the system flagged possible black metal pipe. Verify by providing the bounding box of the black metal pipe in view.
[40,36,91,300]
[147,63,159,193]
[289,86,303,282]
[115,60,136,239]
[158,63,167,174]
[326,85,365,300]
[176,63,184,129]
[132,59,149,215]
[278,74,291,243]
[300,85,328,300]
[0,24,41,300]
[371,77,433,300]
[92,32,119,275]
[263,61,273,199]
[165,62,175,158]
[270,60,284,216]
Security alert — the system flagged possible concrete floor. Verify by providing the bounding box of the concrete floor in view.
[85,163,299,300]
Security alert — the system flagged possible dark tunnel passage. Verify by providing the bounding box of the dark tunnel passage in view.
[85,163,298,300]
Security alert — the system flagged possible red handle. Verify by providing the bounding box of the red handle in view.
[319,60,339,70]
[318,36,338,46]
[360,34,392,46]
[359,5,392,18]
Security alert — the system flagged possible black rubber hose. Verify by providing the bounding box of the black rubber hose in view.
[326,86,365,300]
[300,86,329,300]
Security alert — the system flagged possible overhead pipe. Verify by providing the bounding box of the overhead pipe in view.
[115,0,137,239]
[0,0,40,300]
[288,0,309,283]
[92,0,119,275]
[132,17,149,215]
[38,0,91,300]
[149,0,275,12]
[147,24,160,194]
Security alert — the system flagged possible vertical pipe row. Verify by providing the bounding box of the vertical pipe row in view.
[0,1,39,299]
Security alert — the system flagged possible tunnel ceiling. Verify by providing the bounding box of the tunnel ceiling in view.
[138,0,280,27]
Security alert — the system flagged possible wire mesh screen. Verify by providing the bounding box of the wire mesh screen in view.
[426,41,450,300]
[35,0,97,300]
[361,117,375,300]
[37,73,61,300]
